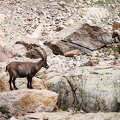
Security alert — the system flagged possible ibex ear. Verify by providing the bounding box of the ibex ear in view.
[44,41,51,45]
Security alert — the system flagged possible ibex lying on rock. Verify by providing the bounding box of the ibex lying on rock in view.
[6,47,49,90]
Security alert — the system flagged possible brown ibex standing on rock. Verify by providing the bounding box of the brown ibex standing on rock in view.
[6,47,49,90]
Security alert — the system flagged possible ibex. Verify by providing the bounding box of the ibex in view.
[6,47,49,90]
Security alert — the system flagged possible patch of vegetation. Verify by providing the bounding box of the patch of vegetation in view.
[100,17,109,25]
[111,46,120,54]
[95,0,116,6]
[95,0,116,12]
[105,45,120,54]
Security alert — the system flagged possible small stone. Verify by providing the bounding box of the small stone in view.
[58,1,66,8]
[10,116,18,120]
[64,19,74,27]
[64,49,81,57]
[91,51,99,57]
[0,13,6,24]
[112,21,120,30]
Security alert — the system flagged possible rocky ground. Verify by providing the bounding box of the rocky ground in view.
[0,0,120,120]
[0,0,119,44]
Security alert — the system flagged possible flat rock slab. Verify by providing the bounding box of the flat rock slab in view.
[0,89,58,116]
[19,112,120,120]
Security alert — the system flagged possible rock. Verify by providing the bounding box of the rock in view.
[0,30,6,46]
[29,24,43,39]
[64,23,112,49]
[26,48,42,59]
[0,74,9,92]
[5,44,27,57]
[44,41,77,55]
[112,21,120,42]
[64,19,74,27]
[45,24,113,54]
[64,49,81,57]
[0,117,7,120]
[58,1,66,8]
[19,112,120,120]
[0,89,58,116]
[0,45,13,62]
[112,21,120,30]
[112,30,120,42]
[0,13,6,24]
[81,7,109,22]
[51,21,82,41]
[91,51,99,57]
[45,66,120,112]
[74,0,83,6]
[90,60,99,66]
[55,25,66,32]
[10,117,18,120]
[16,37,42,47]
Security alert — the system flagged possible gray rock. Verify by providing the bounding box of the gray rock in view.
[45,66,120,112]
[45,24,113,55]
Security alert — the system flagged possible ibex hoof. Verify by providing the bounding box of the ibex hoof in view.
[29,86,34,89]
[15,87,18,90]
[10,88,13,91]
[27,86,34,89]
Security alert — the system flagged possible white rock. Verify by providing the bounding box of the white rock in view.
[30,24,43,39]
[82,7,109,22]
[0,13,6,24]
[91,51,99,57]
[10,117,18,120]
[109,55,115,59]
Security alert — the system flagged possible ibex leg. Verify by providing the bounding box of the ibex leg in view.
[27,76,33,89]
[9,75,13,90]
[29,77,33,89]
[12,76,18,90]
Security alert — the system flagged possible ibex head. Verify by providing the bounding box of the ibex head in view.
[34,47,49,69]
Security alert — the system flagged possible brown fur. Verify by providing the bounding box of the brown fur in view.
[6,48,49,90]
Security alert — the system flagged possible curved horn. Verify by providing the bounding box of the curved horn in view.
[34,47,47,60]
[39,47,47,58]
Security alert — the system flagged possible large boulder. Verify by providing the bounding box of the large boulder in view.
[45,66,120,112]
[0,89,58,116]
[5,43,27,57]
[45,24,113,55]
